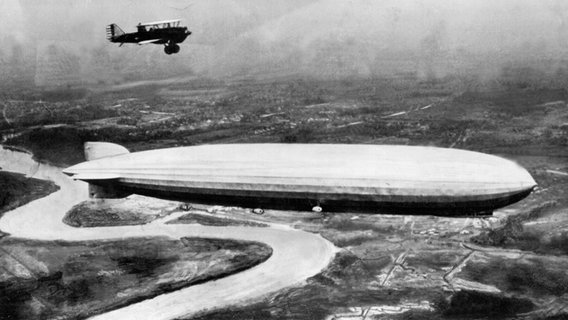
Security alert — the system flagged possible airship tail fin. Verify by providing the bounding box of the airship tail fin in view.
[82,142,131,198]
[84,142,129,161]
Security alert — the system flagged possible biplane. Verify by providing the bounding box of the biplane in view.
[106,19,191,55]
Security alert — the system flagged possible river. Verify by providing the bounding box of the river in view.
[0,145,336,320]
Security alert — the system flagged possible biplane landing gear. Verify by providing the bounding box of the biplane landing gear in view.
[164,43,180,55]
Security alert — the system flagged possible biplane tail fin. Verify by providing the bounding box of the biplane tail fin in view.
[106,24,125,41]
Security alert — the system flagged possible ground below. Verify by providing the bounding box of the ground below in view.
[2,73,568,319]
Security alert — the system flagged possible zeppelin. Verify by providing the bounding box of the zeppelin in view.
[63,142,537,215]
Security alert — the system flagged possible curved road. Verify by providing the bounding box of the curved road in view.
[0,146,337,320]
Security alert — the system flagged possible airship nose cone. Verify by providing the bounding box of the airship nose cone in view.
[525,176,538,191]
[510,162,537,191]
[525,173,537,188]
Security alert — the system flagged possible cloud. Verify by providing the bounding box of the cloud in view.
[3,0,568,81]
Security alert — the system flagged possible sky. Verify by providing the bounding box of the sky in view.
[1,0,568,81]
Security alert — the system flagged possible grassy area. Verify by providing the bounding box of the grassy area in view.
[0,171,59,216]
[460,256,568,298]
[439,290,534,318]
[168,212,269,228]
[0,236,272,320]
[63,198,174,227]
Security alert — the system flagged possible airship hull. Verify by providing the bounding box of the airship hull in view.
[64,143,537,215]
[116,181,534,215]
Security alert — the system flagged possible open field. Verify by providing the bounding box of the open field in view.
[0,236,271,320]
[1,71,568,319]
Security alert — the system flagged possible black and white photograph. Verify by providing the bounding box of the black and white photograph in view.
[1,1,567,319]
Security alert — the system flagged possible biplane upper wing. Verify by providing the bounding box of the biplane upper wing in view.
[139,19,181,27]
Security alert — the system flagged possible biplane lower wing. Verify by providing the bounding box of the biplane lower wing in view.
[138,39,163,45]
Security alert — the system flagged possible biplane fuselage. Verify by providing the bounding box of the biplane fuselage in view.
[106,19,191,54]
